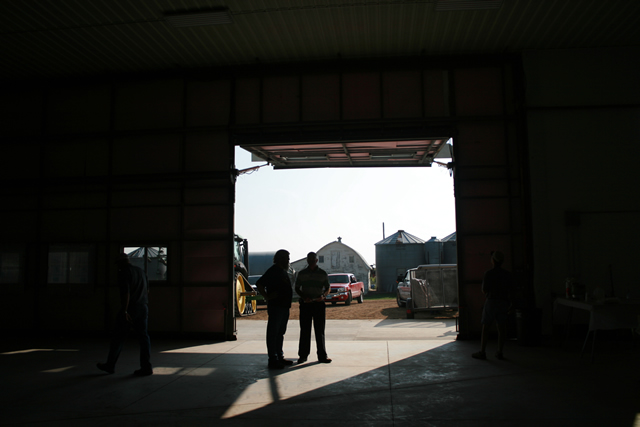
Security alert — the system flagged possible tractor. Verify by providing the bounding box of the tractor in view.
[233,234,258,316]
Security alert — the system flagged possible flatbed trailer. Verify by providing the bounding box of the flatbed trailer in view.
[405,264,458,319]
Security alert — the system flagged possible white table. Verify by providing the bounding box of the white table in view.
[555,297,640,361]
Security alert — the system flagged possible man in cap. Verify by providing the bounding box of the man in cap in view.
[256,249,294,369]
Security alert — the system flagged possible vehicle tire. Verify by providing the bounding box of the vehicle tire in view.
[406,297,414,319]
[396,292,405,307]
[345,291,352,305]
[234,272,256,316]
[356,290,364,303]
[234,272,246,316]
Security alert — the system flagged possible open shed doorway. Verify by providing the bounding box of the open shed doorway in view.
[224,62,528,340]
[233,138,457,321]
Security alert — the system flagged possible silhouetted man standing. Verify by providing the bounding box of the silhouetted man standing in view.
[472,250,513,361]
[295,251,332,364]
[256,249,293,369]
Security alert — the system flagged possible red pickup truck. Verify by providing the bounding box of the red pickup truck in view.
[324,273,365,305]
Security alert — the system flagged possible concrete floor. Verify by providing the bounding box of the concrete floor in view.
[2,318,639,426]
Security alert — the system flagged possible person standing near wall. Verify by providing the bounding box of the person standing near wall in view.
[472,250,514,361]
[295,251,332,364]
[256,249,294,369]
[98,253,152,376]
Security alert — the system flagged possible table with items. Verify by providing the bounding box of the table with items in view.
[554,297,640,361]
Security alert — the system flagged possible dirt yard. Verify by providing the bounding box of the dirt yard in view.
[245,297,458,321]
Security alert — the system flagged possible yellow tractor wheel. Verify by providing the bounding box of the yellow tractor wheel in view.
[234,272,257,316]
[235,272,246,315]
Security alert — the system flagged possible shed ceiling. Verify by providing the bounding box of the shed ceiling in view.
[1,0,638,81]
[2,1,638,169]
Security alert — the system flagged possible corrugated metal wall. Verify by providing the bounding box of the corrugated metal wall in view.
[0,78,236,339]
[452,64,528,338]
[0,56,529,339]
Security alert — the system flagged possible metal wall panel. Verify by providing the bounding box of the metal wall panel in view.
[456,199,511,234]
[423,69,449,117]
[46,86,111,134]
[112,134,182,176]
[41,210,108,241]
[114,79,184,130]
[0,211,38,240]
[44,192,108,210]
[186,80,231,127]
[0,142,41,178]
[383,70,422,119]
[110,189,181,208]
[184,187,230,205]
[182,287,227,333]
[456,180,510,199]
[456,122,507,166]
[235,77,261,124]
[182,240,230,284]
[454,68,504,116]
[302,74,341,122]
[110,207,182,240]
[148,287,181,332]
[0,90,45,136]
[185,132,230,172]
[453,64,526,339]
[263,76,300,123]
[43,139,110,177]
[342,72,381,120]
[183,206,230,239]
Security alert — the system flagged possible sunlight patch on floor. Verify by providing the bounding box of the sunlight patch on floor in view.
[148,367,186,375]
[1,348,79,355]
[42,366,75,373]
[161,346,224,354]
[141,367,219,376]
[160,342,242,354]
[183,367,216,376]
[221,340,452,419]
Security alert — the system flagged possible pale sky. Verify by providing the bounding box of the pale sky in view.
[233,146,456,265]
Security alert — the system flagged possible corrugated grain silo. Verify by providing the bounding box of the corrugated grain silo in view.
[440,231,458,264]
[374,230,426,292]
[423,232,458,265]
